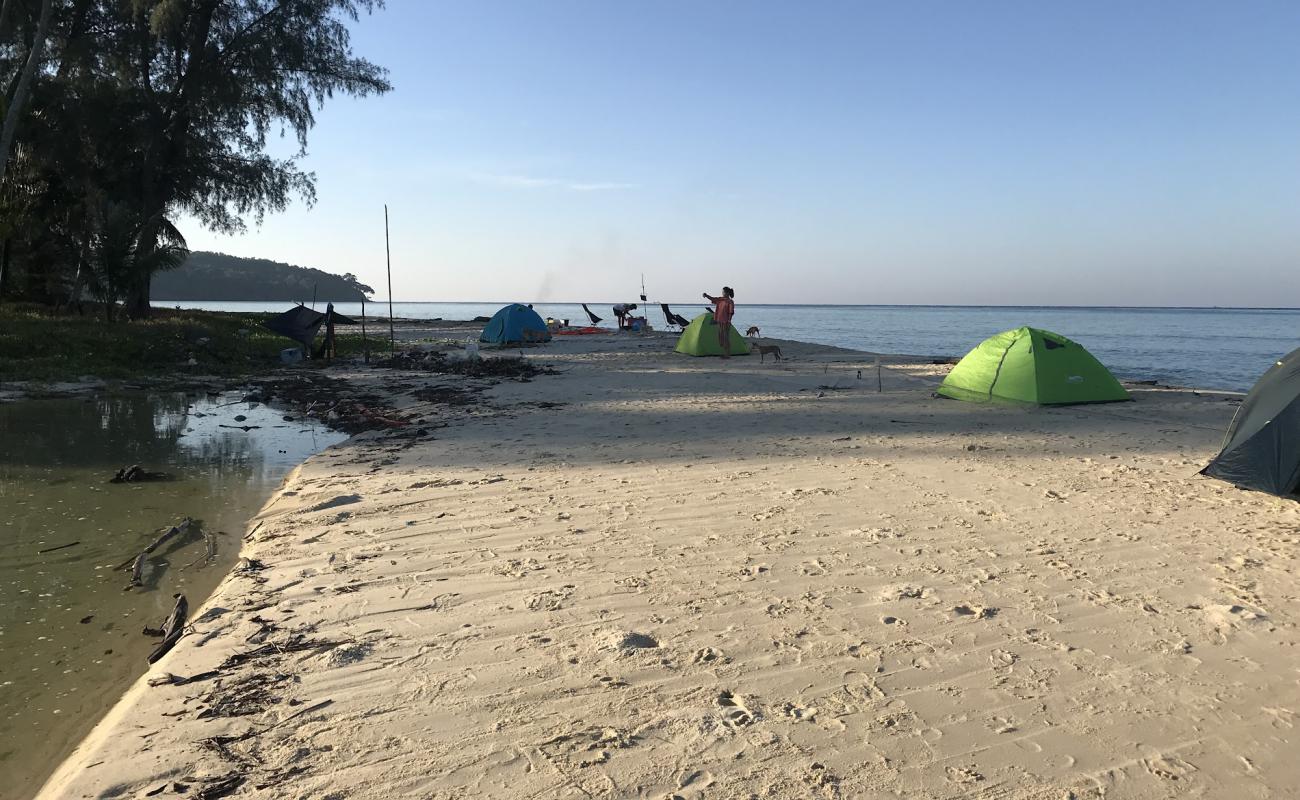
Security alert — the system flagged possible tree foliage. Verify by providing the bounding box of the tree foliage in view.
[0,0,390,316]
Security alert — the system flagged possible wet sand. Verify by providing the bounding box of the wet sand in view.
[36,330,1300,799]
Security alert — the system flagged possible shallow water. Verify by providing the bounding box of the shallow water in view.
[185,301,1300,392]
[0,393,346,800]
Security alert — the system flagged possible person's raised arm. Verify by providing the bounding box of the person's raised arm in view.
[703,292,719,303]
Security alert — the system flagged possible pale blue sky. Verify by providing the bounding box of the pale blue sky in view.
[183,1,1300,306]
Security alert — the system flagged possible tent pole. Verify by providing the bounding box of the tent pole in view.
[385,204,395,355]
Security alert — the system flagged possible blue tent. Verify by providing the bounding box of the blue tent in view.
[479,304,552,345]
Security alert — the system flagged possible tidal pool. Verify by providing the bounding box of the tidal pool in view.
[0,391,346,800]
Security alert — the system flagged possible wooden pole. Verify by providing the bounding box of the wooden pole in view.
[385,204,395,355]
[360,298,370,364]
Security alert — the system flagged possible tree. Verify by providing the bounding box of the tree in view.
[0,0,54,188]
[118,0,391,317]
[0,0,390,314]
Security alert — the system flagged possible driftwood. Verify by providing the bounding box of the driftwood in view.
[37,540,80,554]
[184,530,218,570]
[148,670,221,688]
[147,593,189,664]
[119,518,193,588]
[110,464,172,483]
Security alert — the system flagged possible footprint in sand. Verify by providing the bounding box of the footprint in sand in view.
[692,647,725,664]
[677,769,715,793]
[953,604,998,619]
[525,586,574,612]
[782,702,818,722]
[945,765,985,784]
[880,584,928,601]
[1202,603,1269,632]
[1144,755,1197,781]
[718,690,757,728]
[989,648,1018,668]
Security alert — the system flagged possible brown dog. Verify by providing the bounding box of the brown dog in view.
[754,344,782,362]
[745,325,761,337]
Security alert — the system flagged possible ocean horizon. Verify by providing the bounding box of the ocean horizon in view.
[178,300,1300,393]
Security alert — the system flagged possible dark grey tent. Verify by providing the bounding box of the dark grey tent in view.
[264,304,357,354]
[1202,347,1300,496]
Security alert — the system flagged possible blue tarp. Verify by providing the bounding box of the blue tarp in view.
[479,304,552,345]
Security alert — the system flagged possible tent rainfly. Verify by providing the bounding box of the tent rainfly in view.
[937,326,1130,405]
[264,304,356,353]
[479,304,551,345]
[1202,348,1300,496]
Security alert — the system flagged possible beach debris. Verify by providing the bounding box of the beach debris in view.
[146,593,189,664]
[109,464,172,483]
[118,518,196,589]
[197,671,292,718]
[234,557,268,573]
[148,670,221,688]
[409,384,477,406]
[220,631,348,670]
[378,349,554,379]
[193,773,245,799]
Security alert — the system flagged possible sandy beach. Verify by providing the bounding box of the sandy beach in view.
[34,329,1300,800]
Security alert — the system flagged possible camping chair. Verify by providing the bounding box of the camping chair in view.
[581,304,603,325]
[661,303,691,330]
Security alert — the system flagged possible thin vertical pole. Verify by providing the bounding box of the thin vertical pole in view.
[360,298,370,364]
[384,204,395,355]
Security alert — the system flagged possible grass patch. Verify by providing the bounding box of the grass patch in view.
[0,303,378,382]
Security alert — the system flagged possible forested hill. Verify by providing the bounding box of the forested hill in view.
[152,252,374,302]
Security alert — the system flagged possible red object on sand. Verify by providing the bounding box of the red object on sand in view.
[553,327,610,336]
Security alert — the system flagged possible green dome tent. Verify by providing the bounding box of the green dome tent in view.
[674,313,751,357]
[1201,347,1300,496]
[937,327,1130,405]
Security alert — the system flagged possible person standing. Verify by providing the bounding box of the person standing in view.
[702,287,736,358]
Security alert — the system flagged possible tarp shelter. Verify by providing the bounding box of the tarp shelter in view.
[1201,348,1300,496]
[264,304,356,354]
[937,326,1130,405]
[479,303,551,345]
[674,312,751,357]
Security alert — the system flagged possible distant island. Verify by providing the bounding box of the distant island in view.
[152,252,375,302]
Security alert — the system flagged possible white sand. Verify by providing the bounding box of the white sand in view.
[37,332,1300,799]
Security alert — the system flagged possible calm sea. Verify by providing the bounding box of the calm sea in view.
[180,301,1299,393]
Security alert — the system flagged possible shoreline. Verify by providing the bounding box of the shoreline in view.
[34,329,1300,799]
[0,392,348,800]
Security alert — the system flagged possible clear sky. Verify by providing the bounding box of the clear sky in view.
[182,0,1300,306]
